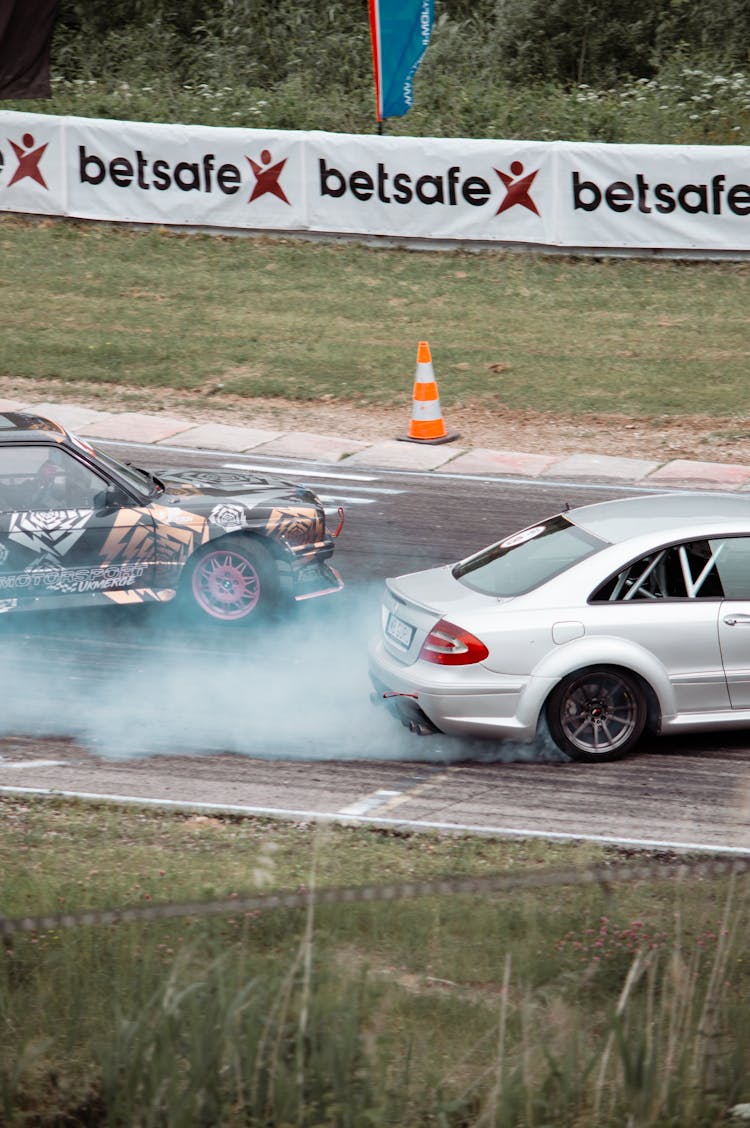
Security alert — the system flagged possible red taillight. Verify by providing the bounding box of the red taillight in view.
[419,619,489,665]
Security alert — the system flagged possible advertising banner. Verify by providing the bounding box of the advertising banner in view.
[0,110,65,215]
[556,141,750,250]
[65,118,307,230]
[3,111,750,256]
[306,133,555,244]
[368,0,434,121]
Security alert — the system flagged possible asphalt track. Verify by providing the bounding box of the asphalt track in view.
[1,441,748,855]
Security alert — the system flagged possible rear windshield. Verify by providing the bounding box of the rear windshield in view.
[453,515,607,597]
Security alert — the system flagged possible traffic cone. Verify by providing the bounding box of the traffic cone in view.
[398,341,459,444]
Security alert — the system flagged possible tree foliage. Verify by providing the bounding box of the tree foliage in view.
[488,0,750,85]
[51,0,750,90]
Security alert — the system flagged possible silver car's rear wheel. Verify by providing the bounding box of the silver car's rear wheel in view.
[546,667,647,762]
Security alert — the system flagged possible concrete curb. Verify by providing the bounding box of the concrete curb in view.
[5,398,750,491]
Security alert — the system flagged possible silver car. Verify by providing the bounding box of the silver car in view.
[368,492,750,762]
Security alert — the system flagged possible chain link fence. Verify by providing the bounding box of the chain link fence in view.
[2,854,748,939]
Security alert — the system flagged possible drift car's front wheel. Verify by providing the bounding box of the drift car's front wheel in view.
[185,536,279,624]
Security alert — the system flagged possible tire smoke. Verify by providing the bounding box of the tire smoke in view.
[0,587,564,764]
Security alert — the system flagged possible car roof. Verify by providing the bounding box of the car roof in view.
[0,411,67,443]
[568,492,750,543]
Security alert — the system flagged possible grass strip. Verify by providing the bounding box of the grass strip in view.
[1,797,748,1125]
[3,215,750,423]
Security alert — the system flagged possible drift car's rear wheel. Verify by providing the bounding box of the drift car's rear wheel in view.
[546,666,647,762]
[186,536,279,624]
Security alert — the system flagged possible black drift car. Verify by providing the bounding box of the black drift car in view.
[0,411,343,624]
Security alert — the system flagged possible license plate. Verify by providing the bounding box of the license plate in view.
[386,611,415,649]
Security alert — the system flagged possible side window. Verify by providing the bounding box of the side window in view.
[0,445,109,513]
[711,537,750,599]
[592,540,725,601]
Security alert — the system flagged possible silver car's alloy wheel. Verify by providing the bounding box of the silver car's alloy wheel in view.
[546,667,647,763]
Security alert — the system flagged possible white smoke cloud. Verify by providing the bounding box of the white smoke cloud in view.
[0,587,564,764]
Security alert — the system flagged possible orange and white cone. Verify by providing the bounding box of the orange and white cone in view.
[399,341,459,445]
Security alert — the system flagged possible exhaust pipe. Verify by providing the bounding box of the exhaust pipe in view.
[371,686,441,735]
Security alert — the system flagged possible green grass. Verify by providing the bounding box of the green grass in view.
[1,797,748,1125]
[3,215,750,421]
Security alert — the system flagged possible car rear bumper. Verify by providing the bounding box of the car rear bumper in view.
[368,638,541,742]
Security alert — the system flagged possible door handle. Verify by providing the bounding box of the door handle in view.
[723,614,750,626]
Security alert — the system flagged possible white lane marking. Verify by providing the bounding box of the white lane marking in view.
[338,789,401,815]
[323,496,374,507]
[318,484,403,494]
[101,440,669,495]
[1,786,747,856]
[0,760,65,769]
[222,463,378,482]
[339,771,460,817]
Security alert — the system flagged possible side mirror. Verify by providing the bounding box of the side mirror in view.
[95,484,126,512]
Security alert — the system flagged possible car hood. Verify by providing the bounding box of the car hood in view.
[154,467,317,505]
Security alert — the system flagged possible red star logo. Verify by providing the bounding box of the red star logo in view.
[7,133,48,189]
[246,149,290,205]
[495,160,539,217]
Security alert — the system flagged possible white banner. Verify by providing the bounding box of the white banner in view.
[66,118,308,230]
[2,111,750,254]
[306,132,556,244]
[0,110,66,215]
[556,141,750,250]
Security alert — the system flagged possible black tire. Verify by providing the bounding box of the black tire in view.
[183,535,280,625]
[546,666,647,762]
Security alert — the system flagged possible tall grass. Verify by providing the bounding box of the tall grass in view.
[1,800,748,1125]
[2,884,747,1125]
[12,56,750,147]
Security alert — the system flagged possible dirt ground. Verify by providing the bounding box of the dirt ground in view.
[3,376,750,465]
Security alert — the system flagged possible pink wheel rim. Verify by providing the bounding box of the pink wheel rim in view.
[192,549,261,621]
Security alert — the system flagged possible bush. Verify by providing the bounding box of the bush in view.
[6,0,750,144]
